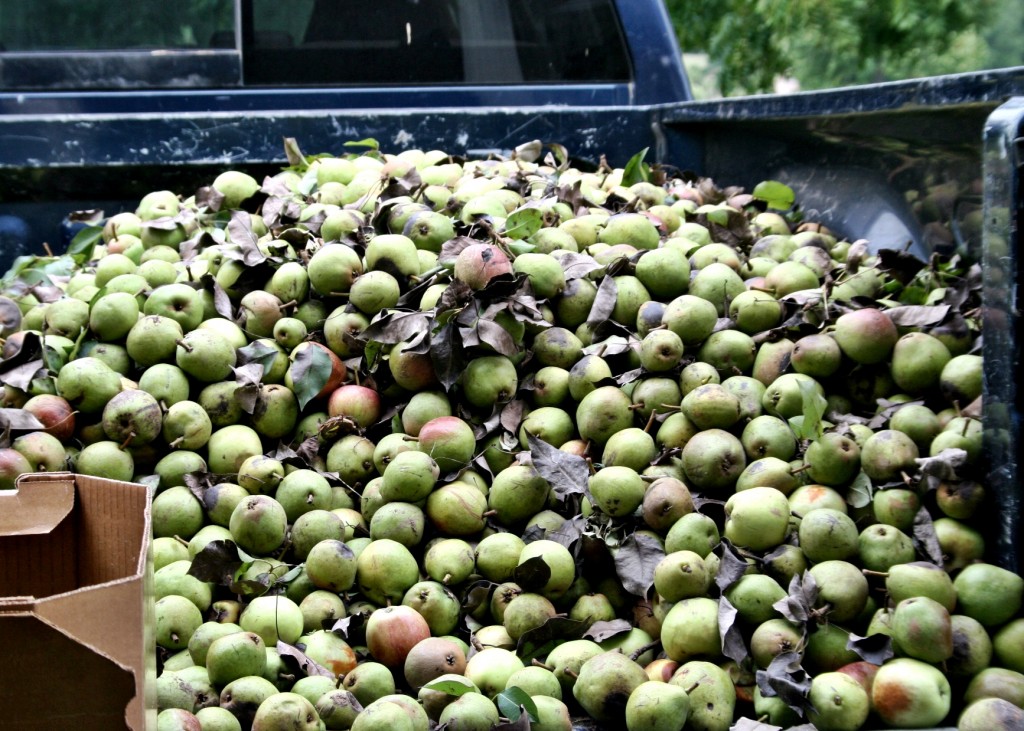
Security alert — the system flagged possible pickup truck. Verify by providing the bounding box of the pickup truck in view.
[3,2,1024,725]
[3,0,1022,571]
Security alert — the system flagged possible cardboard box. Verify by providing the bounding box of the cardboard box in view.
[0,472,155,730]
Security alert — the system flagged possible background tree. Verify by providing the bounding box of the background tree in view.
[667,0,1023,97]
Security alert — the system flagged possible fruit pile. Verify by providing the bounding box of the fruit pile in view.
[0,138,1020,731]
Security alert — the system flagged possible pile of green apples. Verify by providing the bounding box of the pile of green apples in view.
[0,138,1021,731]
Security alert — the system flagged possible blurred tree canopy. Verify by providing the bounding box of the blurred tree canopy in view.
[668,0,1024,96]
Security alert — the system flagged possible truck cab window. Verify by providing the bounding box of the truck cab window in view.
[243,0,631,85]
[0,1,234,51]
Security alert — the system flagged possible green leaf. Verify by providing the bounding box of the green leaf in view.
[897,285,928,305]
[67,225,103,266]
[283,137,308,169]
[847,471,874,509]
[4,255,43,280]
[752,180,796,210]
[344,138,380,152]
[238,340,284,373]
[298,167,319,196]
[547,142,569,170]
[288,345,334,410]
[423,677,476,697]
[42,257,76,278]
[496,688,538,722]
[788,379,828,441]
[506,242,537,257]
[622,147,650,187]
[504,208,544,240]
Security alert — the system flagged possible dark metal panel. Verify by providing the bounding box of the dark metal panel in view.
[982,97,1024,573]
[663,67,1024,122]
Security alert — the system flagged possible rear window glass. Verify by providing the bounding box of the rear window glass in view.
[0,2,234,51]
[0,0,632,88]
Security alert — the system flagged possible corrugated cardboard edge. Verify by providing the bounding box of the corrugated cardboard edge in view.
[0,473,74,535]
[5,473,156,731]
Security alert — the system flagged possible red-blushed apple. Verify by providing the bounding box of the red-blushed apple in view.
[21,393,76,440]
[453,243,512,290]
[327,383,382,429]
[365,605,431,668]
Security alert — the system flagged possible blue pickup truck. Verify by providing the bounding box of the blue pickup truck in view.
[3,3,1024,729]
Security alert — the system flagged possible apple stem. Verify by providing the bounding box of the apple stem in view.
[629,640,661,662]
[628,403,645,411]
[413,265,445,282]
[789,463,812,475]
[658,403,681,412]
[119,433,136,450]
[531,659,554,670]
[176,339,193,353]
[482,510,498,518]
[42,242,54,257]
[278,300,297,312]
[442,573,452,585]
[862,569,889,578]
[683,682,700,694]
[642,410,658,433]
[564,669,578,680]
[173,535,190,547]
[169,437,184,449]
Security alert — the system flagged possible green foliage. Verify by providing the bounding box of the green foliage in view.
[668,0,1012,96]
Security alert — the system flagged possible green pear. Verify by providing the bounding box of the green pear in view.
[858,523,915,571]
[806,671,870,731]
[724,486,790,551]
[964,667,1024,707]
[958,698,1024,731]
[654,550,710,602]
[871,658,951,728]
[572,651,648,726]
[892,595,953,663]
[808,560,869,623]
[953,562,1024,627]
[625,680,689,731]
[886,561,957,611]
[660,597,720,662]
[724,574,786,626]
[668,661,735,731]
[833,307,898,364]
[436,691,499,730]
[205,631,266,687]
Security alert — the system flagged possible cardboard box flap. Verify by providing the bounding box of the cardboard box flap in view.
[0,614,136,730]
[0,473,74,535]
[36,578,146,670]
